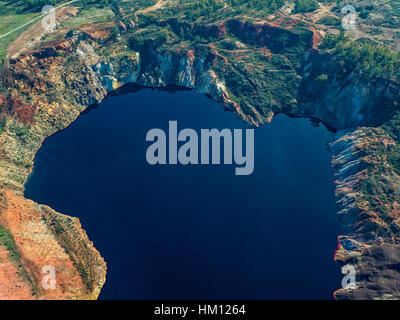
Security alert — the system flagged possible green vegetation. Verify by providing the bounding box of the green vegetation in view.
[0,0,120,88]
[0,0,121,62]
[357,136,400,233]
[316,73,328,82]
[118,0,327,124]
[0,1,40,64]
[6,122,32,142]
[0,117,6,134]
[0,225,21,264]
[129,27,169,51]
[383,112,400,152]
[172,0,289,21]
[358,172,397,230]
[293,0,319,13]
[0,225,37,294]
[14,126,30,137]
[320,33,400,81]
[21,0,64,11]
[316,16,340,26]
[354,108,400,233]
[186,0,224,21]
[21,0,112,12]
[228,0,285,12]
[41,214,96,291]
[58,5,115,32]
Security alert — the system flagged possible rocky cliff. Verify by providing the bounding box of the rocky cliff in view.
[0,190,106,299]
[0,1,400,299]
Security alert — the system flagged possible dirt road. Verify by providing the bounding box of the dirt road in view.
[137,0,169,15]
[7,6,78,59]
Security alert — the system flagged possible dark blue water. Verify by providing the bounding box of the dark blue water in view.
[25,88,341,299]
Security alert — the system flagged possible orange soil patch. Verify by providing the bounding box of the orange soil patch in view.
[78,24,113,42]
[0,245,33,300]
[0,190,88,300]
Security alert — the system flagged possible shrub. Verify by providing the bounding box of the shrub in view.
[293,0,319,13]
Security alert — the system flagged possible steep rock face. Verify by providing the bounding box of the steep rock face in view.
[330,128,400,299]
[1,16,400,299]
[95,37,400,300]
[1,23,301,298]
[334,242,400,300]
[294,49,399,130]
[284,49,400,300]
[0,38,109,299]
[226,18,315,52]
[0,190,106,299]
